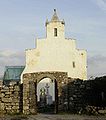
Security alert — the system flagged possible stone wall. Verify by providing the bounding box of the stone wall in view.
[22,72,69,114]
[0,73,106,115]
[0,82,22,114]
[61,77,106,114]
[0,80,3,87]
[61,79,88,113]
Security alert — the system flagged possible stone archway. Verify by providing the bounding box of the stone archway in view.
[36,73,56,83]
[22,72,68,114]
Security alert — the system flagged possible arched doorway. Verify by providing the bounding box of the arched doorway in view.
[37,77,56,113]
[23,72,67,114]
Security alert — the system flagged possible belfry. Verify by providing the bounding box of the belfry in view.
[21,9,87,114]
[21,9,87,83]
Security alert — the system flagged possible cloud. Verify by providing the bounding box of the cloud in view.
[88,54,106,78]
[0,50,106,80]
[0,50,25,77]
[93,0,106,11]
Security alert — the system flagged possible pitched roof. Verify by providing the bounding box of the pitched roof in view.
[51,9,59,22]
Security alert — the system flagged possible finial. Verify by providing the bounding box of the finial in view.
[61,19,65,25]
[54,9,56,12]
[51,9,59,22]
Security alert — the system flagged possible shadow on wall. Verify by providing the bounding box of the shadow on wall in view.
[0,76,106,115]
[60,77,106,114]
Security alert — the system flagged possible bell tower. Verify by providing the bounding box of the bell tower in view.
[45,9,65,40]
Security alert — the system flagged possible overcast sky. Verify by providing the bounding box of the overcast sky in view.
[0,0,106,79]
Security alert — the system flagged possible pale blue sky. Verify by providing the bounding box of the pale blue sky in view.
[0,0,106,78]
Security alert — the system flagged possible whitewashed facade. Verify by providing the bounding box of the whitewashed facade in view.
[21,10,87,83]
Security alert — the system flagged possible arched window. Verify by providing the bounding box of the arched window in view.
[54,28,57,37]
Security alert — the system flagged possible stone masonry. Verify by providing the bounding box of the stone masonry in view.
[23,72,68,114]
[0,80,3,87]
[0,82,22,114]
[0,74,106,115]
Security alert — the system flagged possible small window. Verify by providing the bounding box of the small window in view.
[54,28,57,37]
[81,53,83,55]
[73,62,75,68]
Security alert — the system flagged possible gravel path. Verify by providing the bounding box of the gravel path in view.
[0,114,106,120]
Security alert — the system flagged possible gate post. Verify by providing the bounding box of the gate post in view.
[29,81,37,114]
[23,73,37,114]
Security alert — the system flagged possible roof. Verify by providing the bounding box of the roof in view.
[45,9,65,26]
[51,9,59,22]
[3,66,25,81]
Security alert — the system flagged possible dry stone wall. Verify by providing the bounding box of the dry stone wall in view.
[0,80,3,87]
[0,82,22,114]
[0,73,106,115]
[61,77,106,114]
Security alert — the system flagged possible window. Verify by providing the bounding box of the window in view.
[72,62,75,68]
[54,28,57,37]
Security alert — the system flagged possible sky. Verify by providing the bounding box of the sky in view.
[0,0,106,79]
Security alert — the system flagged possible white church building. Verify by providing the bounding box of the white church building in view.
[21,9,87,83]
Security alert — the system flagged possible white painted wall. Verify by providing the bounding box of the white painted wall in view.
[21,14,87,83]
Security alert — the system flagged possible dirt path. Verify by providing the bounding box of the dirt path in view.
[0,114,106,120]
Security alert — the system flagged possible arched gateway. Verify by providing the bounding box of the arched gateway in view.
[23,72,68,114]
[21,10,87,114]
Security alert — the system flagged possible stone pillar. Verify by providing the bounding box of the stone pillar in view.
[29,81,37,114]
[23,74,37,114]
[23,75,30,114]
